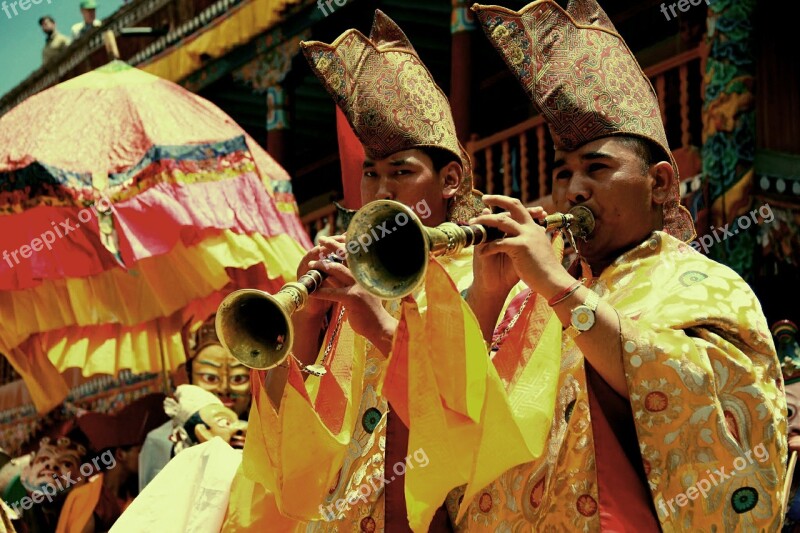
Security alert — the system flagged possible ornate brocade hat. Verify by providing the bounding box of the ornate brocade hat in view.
[183,314,221,359]
[472,0,695,242]
[301,10,484,223]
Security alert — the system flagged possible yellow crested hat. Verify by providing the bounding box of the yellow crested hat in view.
[301,10,484,223]
[472,0,695,242]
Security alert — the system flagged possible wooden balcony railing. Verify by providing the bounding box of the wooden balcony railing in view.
[466,45,708,203]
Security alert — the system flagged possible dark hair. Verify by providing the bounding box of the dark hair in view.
[183,411,208,444]
[185,357,194,384]
[615,136,669,174]
[39,15,54,24]
[418,146,461,174]
[97,444,137,458]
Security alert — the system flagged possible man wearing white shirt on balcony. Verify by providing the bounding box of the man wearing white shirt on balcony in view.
[71,0,102,39]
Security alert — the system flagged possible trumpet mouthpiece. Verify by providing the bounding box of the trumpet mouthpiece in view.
[539,206,595,239]
[568,205,595,240]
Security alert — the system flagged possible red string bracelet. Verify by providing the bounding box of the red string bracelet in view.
[547,279,585,307]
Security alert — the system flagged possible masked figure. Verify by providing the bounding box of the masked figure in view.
[164,385,248,454]
[3,435,87,533]
[187,316,251,419]
[110,386,247,533]
[55,394,169,533]
[138,315,251,491]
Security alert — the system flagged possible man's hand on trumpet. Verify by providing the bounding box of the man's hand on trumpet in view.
[470,195,571,298]
[289,235,352,369]
[296,241,338,321]
[308,240,398,357]
[465,195,575,341]
[294,235,345,319]
[470,195,570,296]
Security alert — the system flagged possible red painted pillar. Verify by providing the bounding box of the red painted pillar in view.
[450,0,476,143]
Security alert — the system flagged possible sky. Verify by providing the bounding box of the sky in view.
[0,0,125,98]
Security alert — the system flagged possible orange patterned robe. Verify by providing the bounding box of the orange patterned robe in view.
[447,231,787,531]
[223,251,479,532]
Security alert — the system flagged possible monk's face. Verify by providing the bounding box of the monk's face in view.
[191,344,251,417]
[785,382,800,453]
[361,148,460,227]
[551,137,672,269]
[194,404,247,449]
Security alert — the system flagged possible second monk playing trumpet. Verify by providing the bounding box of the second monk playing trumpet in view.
[221,10,532,531]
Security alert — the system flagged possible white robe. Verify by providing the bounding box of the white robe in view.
[112,438,241,533]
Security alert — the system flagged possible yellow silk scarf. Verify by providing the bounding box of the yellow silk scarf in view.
[384,250,563,531]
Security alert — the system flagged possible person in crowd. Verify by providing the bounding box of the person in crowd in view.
[429,1,786,530]
[39,16,71,64]
[776,320,800,532]
[70,0,102,39]
[0,501,14,533]
[221,10,510,531]
[55,394,168,533]
[109,385,247,532]
[138,315,251,491]
[3,429,87,533]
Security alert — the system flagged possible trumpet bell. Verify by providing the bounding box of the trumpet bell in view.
[215,289,294,370]
[346,201,429,300]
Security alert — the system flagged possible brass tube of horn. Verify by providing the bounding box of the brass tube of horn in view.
[346,200,595,300]
[215,268,328,370]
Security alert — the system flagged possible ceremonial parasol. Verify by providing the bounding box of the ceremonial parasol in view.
[0,61,311,413]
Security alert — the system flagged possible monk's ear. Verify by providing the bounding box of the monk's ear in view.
[440,161,462,200]
[651,161,674,206]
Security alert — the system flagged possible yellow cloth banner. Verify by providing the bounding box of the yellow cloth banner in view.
[1,344,69,415]
[140,0,301,83]
[55,473,104,533]
[240,318,365,520]
[384,258,562,531]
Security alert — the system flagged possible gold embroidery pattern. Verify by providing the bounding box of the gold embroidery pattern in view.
[301,10,483,223]
[473,0,695,242]
[449,232,785,531]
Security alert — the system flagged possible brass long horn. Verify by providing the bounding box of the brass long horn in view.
[346,200,595,300]
[215,268,327,370]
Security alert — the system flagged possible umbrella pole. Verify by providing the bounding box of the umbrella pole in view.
[155,320,170,394]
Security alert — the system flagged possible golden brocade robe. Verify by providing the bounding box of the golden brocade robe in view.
[222,249,479,532]
[446,231,787,531]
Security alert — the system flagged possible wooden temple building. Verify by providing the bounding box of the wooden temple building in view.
[0,0,799,448]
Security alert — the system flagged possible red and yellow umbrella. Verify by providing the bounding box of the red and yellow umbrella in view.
[0,61,310,413]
